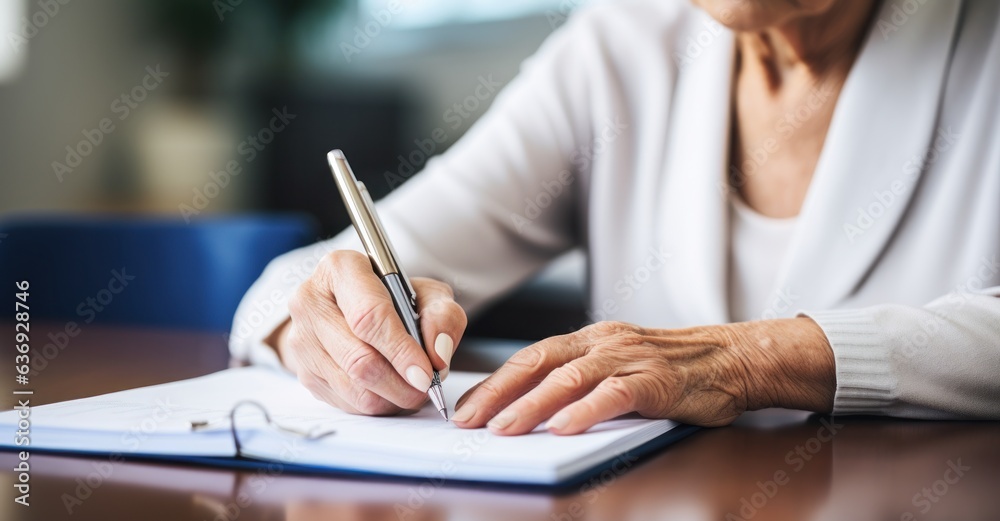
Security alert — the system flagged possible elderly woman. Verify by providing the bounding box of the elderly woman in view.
[231,0,1000,435]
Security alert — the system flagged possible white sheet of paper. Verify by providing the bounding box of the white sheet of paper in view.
[0,368,680,484]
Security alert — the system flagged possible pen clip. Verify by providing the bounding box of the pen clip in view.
[356,181,418,304]
[328,150,418,305]
[328,150,399,278]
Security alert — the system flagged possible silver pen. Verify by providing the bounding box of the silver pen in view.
[327,149,449,421]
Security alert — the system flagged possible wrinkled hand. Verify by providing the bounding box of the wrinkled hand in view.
[452,318,834,435]
[271,250,467,415]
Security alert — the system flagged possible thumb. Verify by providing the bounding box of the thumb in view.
[413,277,468,372]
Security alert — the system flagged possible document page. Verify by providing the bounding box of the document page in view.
[0,368,681,484]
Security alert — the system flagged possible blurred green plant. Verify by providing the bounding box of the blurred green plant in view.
[145,0,345,91]
[148,0,343,50]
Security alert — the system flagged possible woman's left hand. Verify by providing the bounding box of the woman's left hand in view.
[452,318,835,435]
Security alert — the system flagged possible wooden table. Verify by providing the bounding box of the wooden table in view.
[2,324,998,521]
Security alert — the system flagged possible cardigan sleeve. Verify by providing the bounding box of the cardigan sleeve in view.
[802,286,1000,419]
[228,10,604,368]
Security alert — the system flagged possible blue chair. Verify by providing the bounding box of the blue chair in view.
[0,214,317,332]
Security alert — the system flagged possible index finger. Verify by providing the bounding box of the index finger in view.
[451,334,582,428]
[323,251,435,392]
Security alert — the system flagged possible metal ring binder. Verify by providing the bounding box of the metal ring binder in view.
[190,400,336,457]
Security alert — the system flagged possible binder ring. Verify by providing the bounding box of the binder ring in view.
[190,400,336,457]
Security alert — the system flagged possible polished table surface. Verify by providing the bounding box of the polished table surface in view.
[2,323,998,521]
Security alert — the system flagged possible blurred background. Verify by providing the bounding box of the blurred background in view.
[0,0,588,340]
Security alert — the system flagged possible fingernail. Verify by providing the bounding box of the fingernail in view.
[487,410,517,431]
[405,366,431,391]
[451,403,476,423]
[438,366,449,382]
[434,333,455,367]
[546,411,571,431]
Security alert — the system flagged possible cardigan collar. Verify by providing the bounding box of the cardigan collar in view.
[656,0,964,324]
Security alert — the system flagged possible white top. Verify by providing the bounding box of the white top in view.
[727,195,798,323]
[231,0,1000,419]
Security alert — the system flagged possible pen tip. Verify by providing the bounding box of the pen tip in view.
[328,149,345,160]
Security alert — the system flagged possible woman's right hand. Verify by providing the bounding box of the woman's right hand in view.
[270,250,468,415]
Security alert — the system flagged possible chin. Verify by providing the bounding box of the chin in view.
[690,0,836,31]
